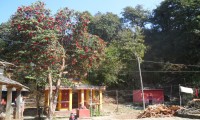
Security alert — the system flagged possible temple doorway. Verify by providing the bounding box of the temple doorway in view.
[72,91,78,108]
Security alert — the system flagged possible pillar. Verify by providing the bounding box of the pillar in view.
[90,89,92,105]
[0,85,2,102]
[81,89,84,106]
[86,90,89,107]
[16,88,22,119]
[6,86,13,120]
[99,90,102,110]
[92,90,95,100]
[57,90,62,111]
[78,90,81,107]
[69,89,72,111]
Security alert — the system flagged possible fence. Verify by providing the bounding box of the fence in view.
[23,88,194,117]
[101,88,193,114]
[101,90,142,115]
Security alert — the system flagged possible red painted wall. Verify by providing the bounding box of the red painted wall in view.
[133,89,164,104]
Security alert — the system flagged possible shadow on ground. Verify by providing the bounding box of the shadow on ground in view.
[24,108,46,120]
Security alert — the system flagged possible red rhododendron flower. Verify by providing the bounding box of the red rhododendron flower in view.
[18,25,21,30]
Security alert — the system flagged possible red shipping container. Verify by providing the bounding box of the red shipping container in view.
[133,89,164,104]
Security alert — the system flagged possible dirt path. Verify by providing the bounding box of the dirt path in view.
[24,96,200,120]
[55,116,199,120]
[89,116,199,120]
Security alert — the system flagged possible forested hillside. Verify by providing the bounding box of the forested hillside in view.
[0,0,200,90]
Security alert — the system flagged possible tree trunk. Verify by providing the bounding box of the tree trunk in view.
[52,79,61,113]
[52,57,66,114]
[47,70,53,120]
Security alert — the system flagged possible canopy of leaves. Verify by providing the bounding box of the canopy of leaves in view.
[144,0,200,85]
[121,5,150,28]
[0,22,11,54]
[2,1,106,86]
[147,0,200,64]
[88,12,121,42]
[88,28,146,89]
[85,6,147,88]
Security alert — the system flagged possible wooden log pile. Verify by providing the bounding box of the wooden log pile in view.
[177,99,200,115]
[187,99,200,109]
[137,104,181,118]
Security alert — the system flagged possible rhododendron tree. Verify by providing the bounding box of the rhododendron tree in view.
[9,2,105,119]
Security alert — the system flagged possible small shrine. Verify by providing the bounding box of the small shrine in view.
[44,83,106,111]
[0,61,29,120]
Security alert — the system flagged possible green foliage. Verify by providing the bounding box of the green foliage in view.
[85,6,148,88]
[88,28,146,88]
[88,45,124,86]
[0,39,6,53]
[88,12,121,42]
[191,75,200,86]
[122,5,150,28]
[114,28,146,58]
[144,0,200,85]
[0,22,11,54]
[2,1,106,87]
[8,1,62,86]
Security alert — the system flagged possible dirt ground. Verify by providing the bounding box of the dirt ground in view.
[90,96,142,120]
[90,117,199,120]
[87,99,199,120]
[24,96,200,120]
[77,97,199,120]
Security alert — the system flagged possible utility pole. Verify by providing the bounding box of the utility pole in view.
[136,55,145,110]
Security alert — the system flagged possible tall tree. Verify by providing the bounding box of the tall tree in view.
[88,28,146,89]
[0,22,11,56]
[86,6,148,89]
[144,0,200,85]
[150,0,200,64]
[88,12,121,42]
[4,2,105,119]
[121,5,150,28]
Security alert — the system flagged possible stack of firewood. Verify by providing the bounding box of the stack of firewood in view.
[137,104,181,118]
[177,99,200,115]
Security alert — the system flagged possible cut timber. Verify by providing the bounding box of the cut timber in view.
[137,104,181,118]
[177,99,200,115]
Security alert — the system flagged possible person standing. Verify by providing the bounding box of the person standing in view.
[20,96,25,117]
[148,93,153,105]
[1,98,6,105]
[195,87,199,98]
[1,98,6,111]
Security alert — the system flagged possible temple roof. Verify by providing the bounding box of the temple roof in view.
[0,74,29,90]
[45,84,106,90]
[0,61,29,90]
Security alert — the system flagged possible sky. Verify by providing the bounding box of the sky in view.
[0,0,163,24]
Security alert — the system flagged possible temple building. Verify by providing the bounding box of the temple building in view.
[44,83,106,111]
